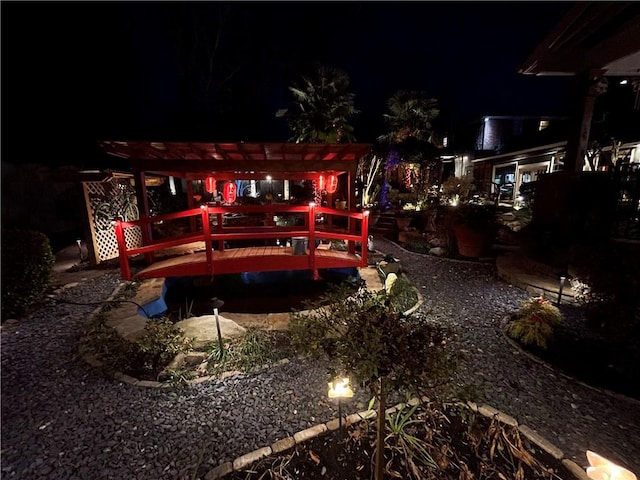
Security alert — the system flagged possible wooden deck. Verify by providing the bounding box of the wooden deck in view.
[134,246,363,279]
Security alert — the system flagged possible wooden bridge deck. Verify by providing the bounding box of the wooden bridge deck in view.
[134,246,363,280]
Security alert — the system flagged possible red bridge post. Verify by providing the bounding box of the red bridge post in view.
[114,218,131,281]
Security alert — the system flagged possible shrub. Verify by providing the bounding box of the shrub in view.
[505,297,563,349]
[135,319,194,376]
[568,243,640,334]
[81,316,193,380]
[1,229,55,320]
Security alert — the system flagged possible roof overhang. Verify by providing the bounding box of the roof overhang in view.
[519,2,640,77]
[99,141,373,180]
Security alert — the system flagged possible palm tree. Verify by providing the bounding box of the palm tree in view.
[276,65,359,143]
[377,90,443,207]
[377,89,440,147]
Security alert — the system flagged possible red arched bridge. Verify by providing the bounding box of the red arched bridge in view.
[114,202,370,281]
[99,141,374,281]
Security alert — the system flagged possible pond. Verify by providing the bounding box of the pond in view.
[163,268,360,317]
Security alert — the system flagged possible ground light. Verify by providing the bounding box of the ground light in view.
[586,450,637,480]
[557,275,566,306]
[211,297,225,359]
[328,377,354,433]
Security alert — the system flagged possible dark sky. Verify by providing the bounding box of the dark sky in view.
[1,1,577,167]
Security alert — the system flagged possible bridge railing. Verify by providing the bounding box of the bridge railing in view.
[113,203,369,280]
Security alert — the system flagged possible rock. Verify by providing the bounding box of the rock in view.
[429,247,446,256]
[175,315,247,349]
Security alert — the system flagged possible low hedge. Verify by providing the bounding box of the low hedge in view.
[2,229,55,320]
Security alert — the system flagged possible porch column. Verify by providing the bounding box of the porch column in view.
[563,70,608,173]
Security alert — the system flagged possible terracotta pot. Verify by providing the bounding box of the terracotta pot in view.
[335,200,347,210]
[396,217,412,231]
[453,224,492,257]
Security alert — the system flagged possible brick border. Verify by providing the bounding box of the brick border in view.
[204,397,589,480]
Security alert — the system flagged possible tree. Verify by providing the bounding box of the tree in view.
[378,90,443,205]
[377,90,440,147]
[276,64,359,143]
[289,284,458,480]
[162,4,250,137]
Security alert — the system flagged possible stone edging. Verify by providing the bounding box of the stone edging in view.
[203,397,590,480]
[500,316,640,407]
[80,271,424,389]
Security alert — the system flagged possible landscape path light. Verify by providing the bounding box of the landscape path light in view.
[328,377,354,433]
[557,275,566,306]
[586,450,637,480]
[211,297,225,359]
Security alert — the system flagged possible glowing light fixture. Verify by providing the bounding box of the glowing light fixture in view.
[328,377,354,399]
[204,176,216,194]
[222,181,237,203]
[586,451,637,480]
[328,377,354,432]
[326,174,338,194]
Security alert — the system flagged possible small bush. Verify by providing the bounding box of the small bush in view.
[206,329,291,376]
[135,319,194,375]
[82,316,193,380]
[1,229,55,320]
[505,297,563,349]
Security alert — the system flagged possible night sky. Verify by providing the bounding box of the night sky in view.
[2,1,577,168]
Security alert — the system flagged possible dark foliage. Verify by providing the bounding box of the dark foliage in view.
[1,229,55,320]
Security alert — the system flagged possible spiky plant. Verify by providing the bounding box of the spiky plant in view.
[505,297,563,349]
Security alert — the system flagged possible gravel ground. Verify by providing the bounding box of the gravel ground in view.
[2,241,639,479]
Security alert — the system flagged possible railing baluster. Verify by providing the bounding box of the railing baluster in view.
[201,205,213,273]
[308,202,316,276]
[361,211,369,267]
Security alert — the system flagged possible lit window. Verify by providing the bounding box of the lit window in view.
[539,120,550,131]
[443,136,448,148]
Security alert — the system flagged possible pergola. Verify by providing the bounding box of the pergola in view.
[98,141,374,280]
[100,141,372,213]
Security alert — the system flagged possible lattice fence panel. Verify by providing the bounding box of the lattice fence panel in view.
[84,179,143,262]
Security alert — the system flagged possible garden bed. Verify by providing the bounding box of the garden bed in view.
[221,402,576,480]
[504,302,640,401]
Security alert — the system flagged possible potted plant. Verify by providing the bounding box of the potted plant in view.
[395,203,416,231]
[448,201,497,257]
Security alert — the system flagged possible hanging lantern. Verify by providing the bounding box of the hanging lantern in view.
[222,181,237,203]
[326,174,338,194]
[318,175,326,191]
[204,176,216,194]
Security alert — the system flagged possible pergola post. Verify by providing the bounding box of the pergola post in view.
[186,179,197,232]
[133,170,154,264]
[347,168,356,254]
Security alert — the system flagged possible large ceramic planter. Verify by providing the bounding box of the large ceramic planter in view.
[396,217,412,231]
[453,224,492,257]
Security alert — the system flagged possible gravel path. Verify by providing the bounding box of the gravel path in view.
[374,236,640,473]
[2,243,639,479]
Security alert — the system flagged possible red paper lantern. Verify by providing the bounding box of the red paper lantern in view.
[318,175,325,191]
[326,174,338,194]
[318,174,338,194]
[222,181,237,203]
[204,176,216,194]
